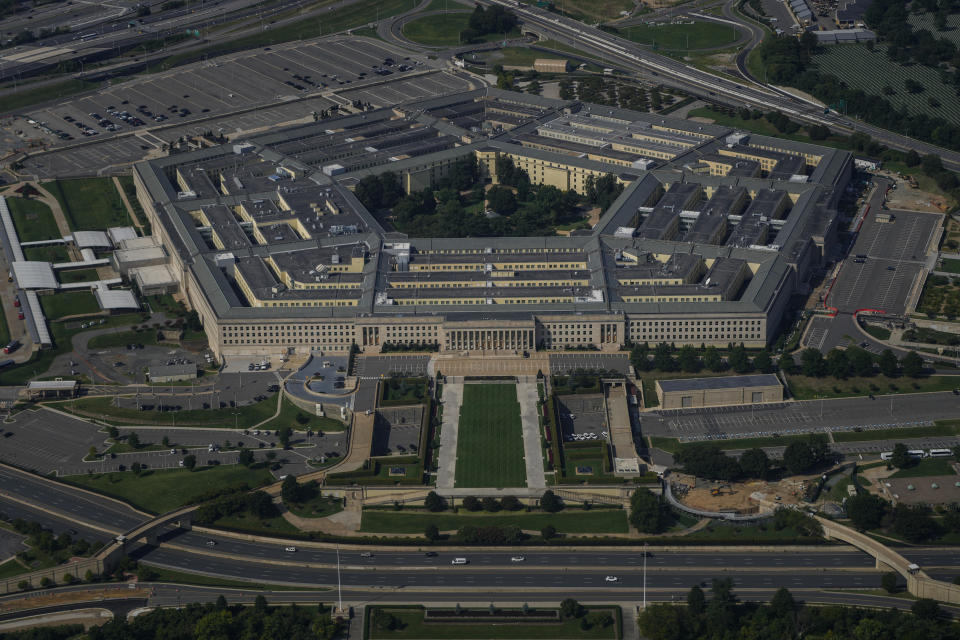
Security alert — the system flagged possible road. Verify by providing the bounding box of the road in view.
[484,0,960,170]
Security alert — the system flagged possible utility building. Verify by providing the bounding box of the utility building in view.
[656,374,783,409]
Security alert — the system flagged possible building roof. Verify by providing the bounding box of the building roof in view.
[12,261,58,289]
[71,231,111,248]
[26,379,78,390]
[93,285,139,310]
[657,374,782,392]
[108,226,138,245]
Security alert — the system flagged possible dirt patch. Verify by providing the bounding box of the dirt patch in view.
[877,169,950,213]
[689,116,716,124]
[673,473,821,514]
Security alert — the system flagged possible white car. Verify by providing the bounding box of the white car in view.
[360,551,373,557]
[284,546,297,553]
[605,576,619,582]
[510,555,525,563]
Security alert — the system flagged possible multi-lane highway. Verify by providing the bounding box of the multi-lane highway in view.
[483,0,960,170]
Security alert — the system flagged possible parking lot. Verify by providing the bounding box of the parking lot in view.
[556,394,607,440]
[642,390,960,439]
[354,354,430,379]
[372,406,423,456]
[548,353,630,375]
[0,408,105,474]
[827,209,938,314]
[14,36,472,178]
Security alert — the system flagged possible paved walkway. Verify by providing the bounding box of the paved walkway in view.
[516,381,546,489]
[435,382,462,490]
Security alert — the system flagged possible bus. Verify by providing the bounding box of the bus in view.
[908,449,927,458]
[880,452,893,460]
[929,449,953,458]
[80,33,97,41]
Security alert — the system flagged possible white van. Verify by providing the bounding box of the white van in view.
[451,558,468,565]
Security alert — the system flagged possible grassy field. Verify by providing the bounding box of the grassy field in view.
[940,258,960,274]
[42,178,130,231]
[23,244,69,263]
[359,508,628,534]
[861,324,892,341]
[367,606,620,639]
[0,558,26,579]
[5,197,61,242]
[687,522,822,542]
[454,384,526,488]
[649,432,820,454]
[0,79,98,113]
[620,21,741,50]
[213,511,302,536]
[832,422,960,443]
[60,268,100,284]
[64,465,274,514]
[380,377,429,406]
[87,329,159,349]
[39,291,101,320]
[890,458,957,478]
[786,374,960,400]
[286,494,343,519]
[403,13,480,47]
[686,107,858,152]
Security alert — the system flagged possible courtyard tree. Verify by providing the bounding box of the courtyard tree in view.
[629,488,667,533]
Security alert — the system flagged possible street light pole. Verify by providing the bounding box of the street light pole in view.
[336,544,343,613]
[643,542,648,609]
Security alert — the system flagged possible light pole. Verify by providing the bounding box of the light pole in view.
[643,542,648,609]
[336,544,343,614]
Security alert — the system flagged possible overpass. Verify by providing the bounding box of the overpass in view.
[818,516,960,603]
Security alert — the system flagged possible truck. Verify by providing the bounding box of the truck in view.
[3,341,19,355]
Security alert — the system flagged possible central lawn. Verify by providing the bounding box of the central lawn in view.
[620,21,740,50]
[359,508,628,534]
[60,268,100,284]
[42,178,130,231]
[368,606,620,639]
[39,291,101,320]
[786,374,960,400]
[63,464,275,514]
[890,458,957,478]
[454,384,526,488]
[5,197,60,242]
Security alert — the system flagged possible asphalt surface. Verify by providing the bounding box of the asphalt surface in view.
[643,390,960,438]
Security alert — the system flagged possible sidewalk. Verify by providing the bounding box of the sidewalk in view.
[435,383,462,490]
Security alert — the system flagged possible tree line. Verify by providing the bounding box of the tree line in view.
[673,434,832,482]
[639,581,952,640]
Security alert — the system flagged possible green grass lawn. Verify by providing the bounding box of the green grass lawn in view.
[359,508,628,534]
[687,107,857,153]
[5,197,61,242]
[786,374,960,400]
[861,324,892,341]
[140,563,331,590]
[687,522,822,542]
[367,606,620,639]
[521,0,635,21]
[39,291,101,321]
[940,258,960,274]
[620,21,741,50]
[285,495,344,519]
[402,13,476,47]
[88,329,159,349]
[650,432,818,454]
[63,465,274,514]
[212,511,303,536]
[1,79,99,113]
[380,377,429,406]
[23,244,70,263]
[0,558,26,579]
[42,178,130,231]
[890,458,957,478]
[833,422,960,443]
[59,268,100,284]
[454,384,526,488]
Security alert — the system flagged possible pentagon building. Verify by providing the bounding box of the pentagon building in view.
[133,88,852,359]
